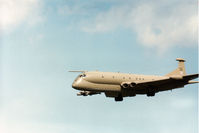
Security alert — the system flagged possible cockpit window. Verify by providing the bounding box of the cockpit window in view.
[75,74,86,81]
[79,74,86,77]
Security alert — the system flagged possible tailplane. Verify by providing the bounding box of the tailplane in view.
[166,58,186,76]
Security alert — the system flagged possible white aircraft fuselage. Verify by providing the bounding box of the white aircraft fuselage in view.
[71,58,198,101]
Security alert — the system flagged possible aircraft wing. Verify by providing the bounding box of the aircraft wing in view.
[135,77,174,88]
[133,74,198,92]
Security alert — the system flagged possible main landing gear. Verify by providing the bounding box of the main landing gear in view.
[147,87,156,97]
[147,91,155,97]
[114,94,123,101]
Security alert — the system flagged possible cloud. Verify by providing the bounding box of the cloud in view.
[82,1,197,51]
[0,0,44,33]
[82,5,128,33]
[58,4,87,16]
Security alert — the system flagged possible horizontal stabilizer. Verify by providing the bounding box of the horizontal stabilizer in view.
[188,81,199,84]
[183,74,199,81]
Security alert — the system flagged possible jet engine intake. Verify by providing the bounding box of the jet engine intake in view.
[130,82,137,88]
[121,82,137,89]
[121,83,130,89]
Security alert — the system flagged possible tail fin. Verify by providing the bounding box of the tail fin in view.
[166,58,186,76]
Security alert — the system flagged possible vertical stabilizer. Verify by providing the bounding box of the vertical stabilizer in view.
[166,58,186,76]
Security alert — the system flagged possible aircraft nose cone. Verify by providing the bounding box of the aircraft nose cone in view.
[72,80,81,89]
[72,82,77,88]
[72,78,82,90]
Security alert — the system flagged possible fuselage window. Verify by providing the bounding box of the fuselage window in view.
[136,78,138,80]
[102,75,104,78]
